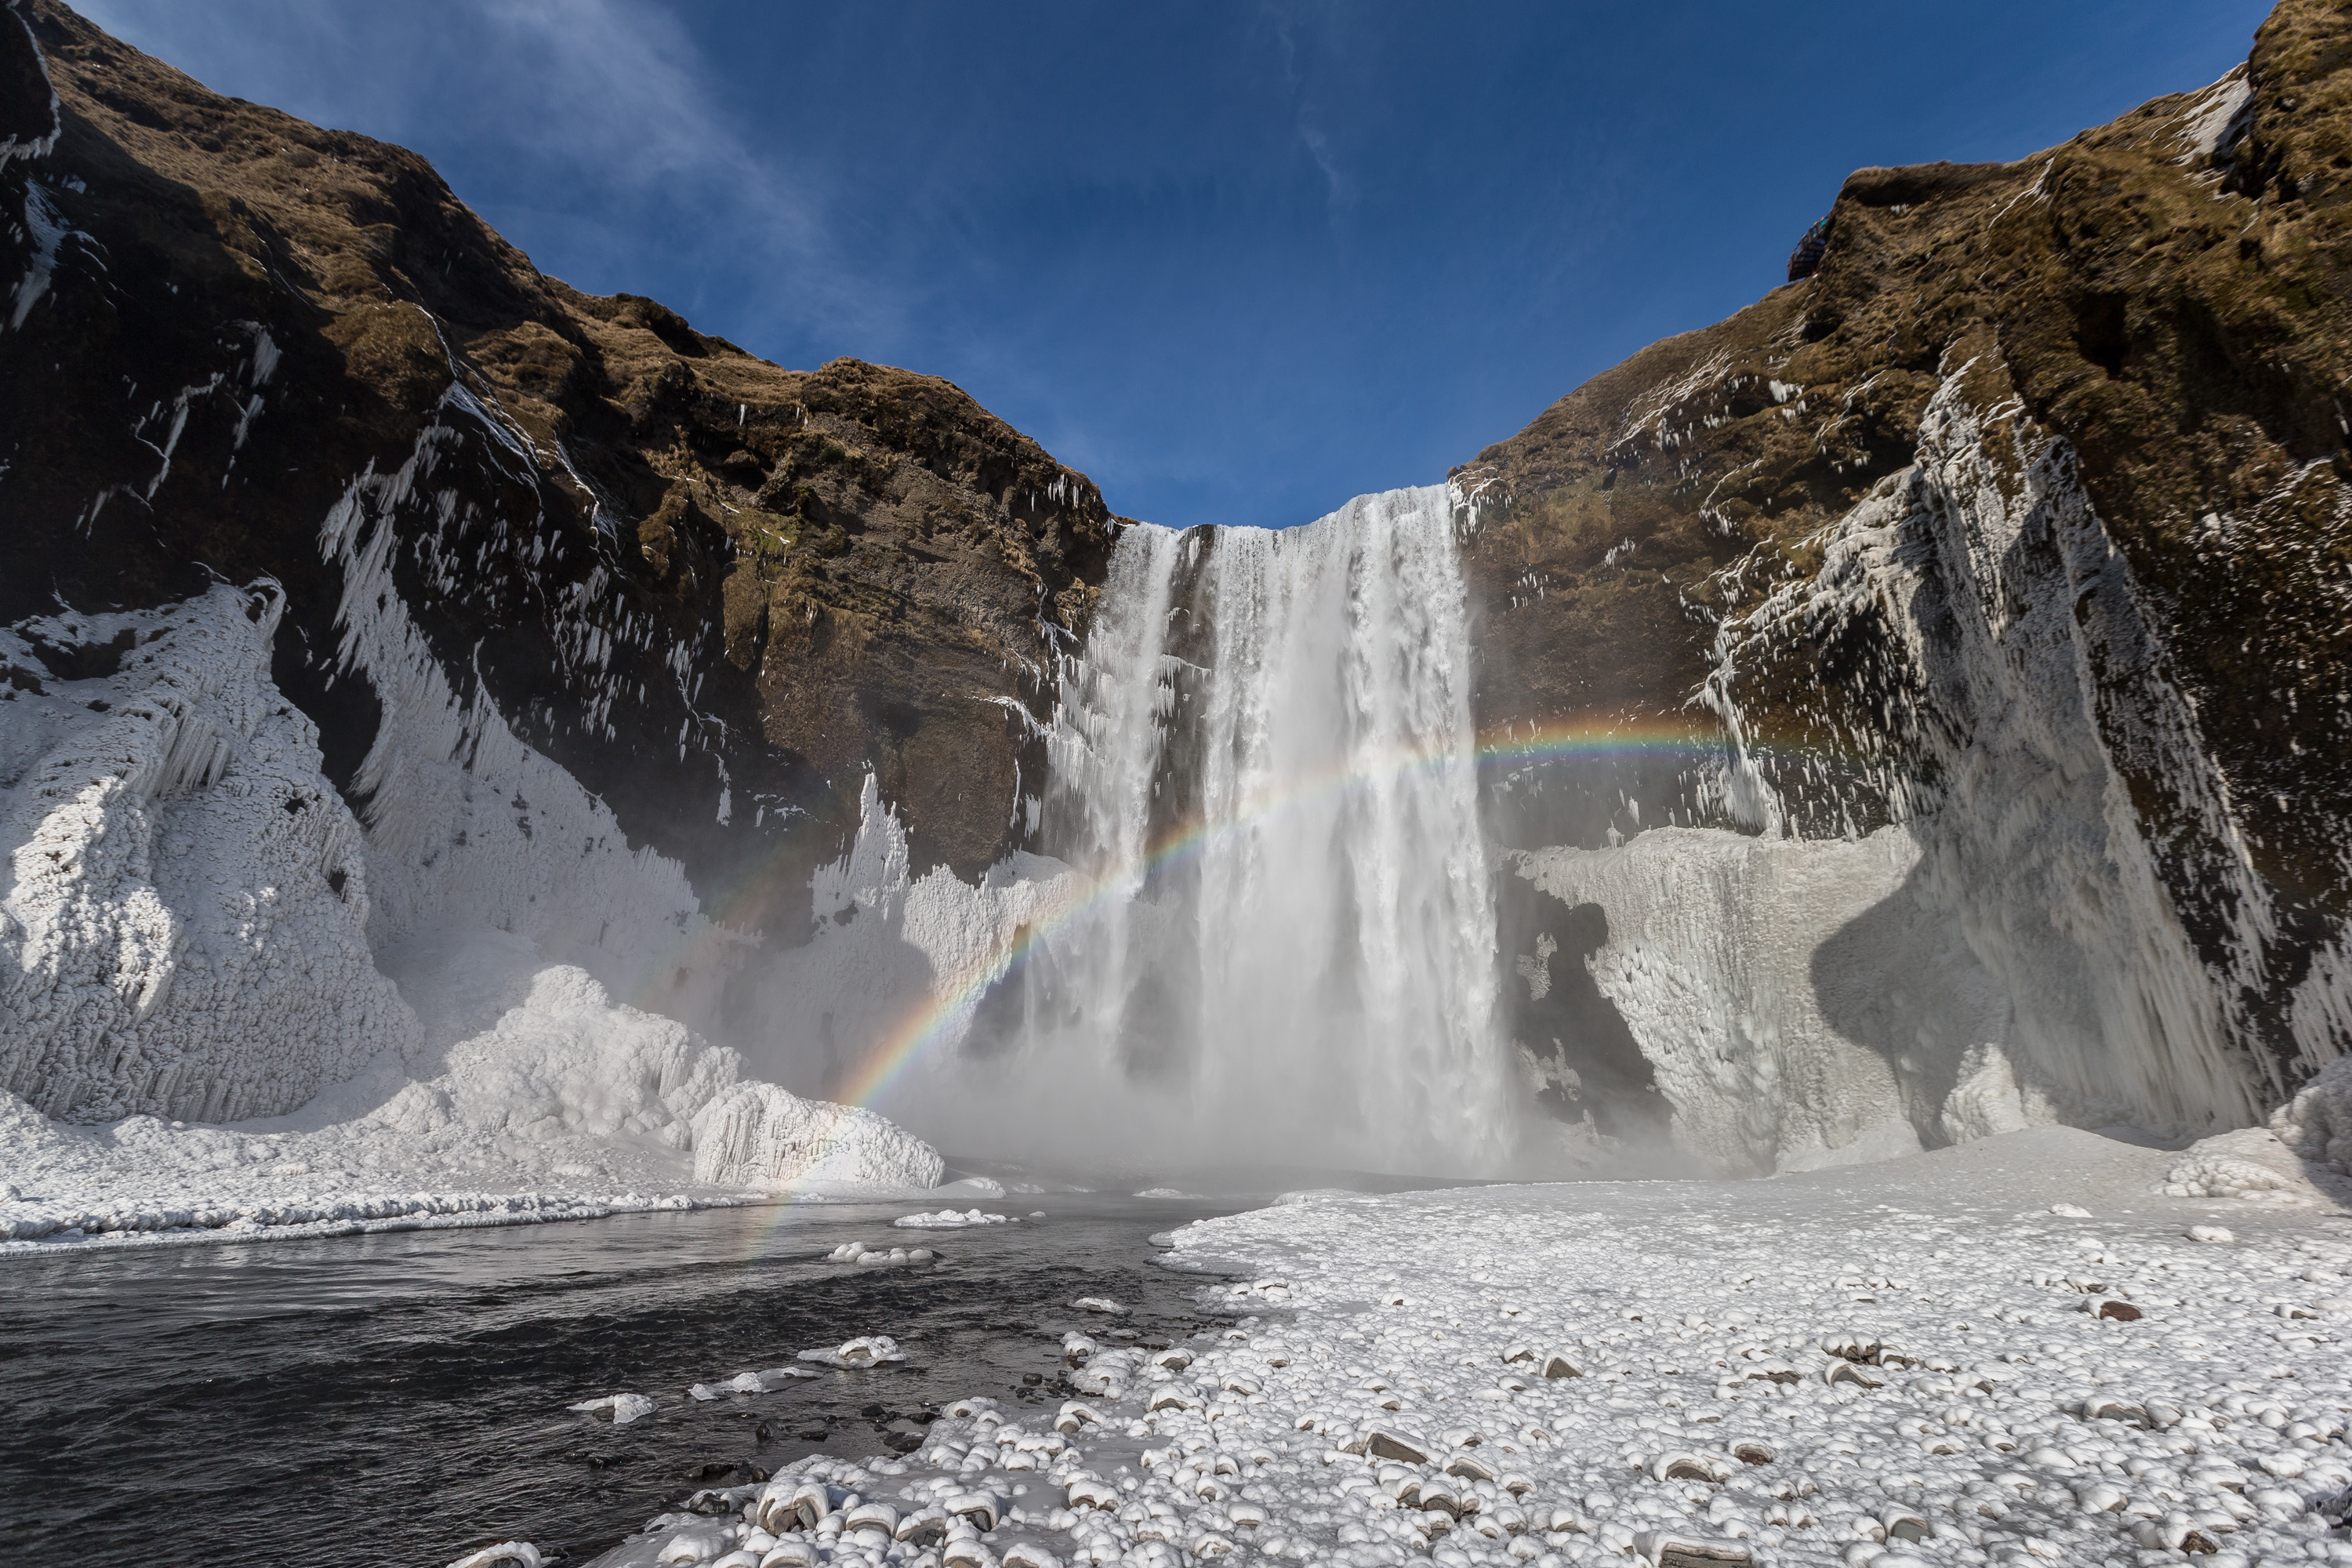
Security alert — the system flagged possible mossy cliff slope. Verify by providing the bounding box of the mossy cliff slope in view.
[1463,1,2352,1140]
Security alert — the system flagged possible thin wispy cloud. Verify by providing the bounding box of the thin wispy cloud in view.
[74,0,876,332]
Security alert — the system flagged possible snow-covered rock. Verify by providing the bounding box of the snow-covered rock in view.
[691,1080,944,1193]
[0,581,415,1123]
[2272,1052,2352,1174]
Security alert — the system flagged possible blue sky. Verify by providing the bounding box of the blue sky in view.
[83,1,2270,529]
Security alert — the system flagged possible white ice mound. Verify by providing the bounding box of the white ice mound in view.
[797,1334,905,1368]
[568,1392,655,1425]
[376,935,942,1194]
[893,1209,1011,1229]
[688,1368,812,1399]
[2161,1126,2334,1203]
[691,1080,944,1192]
[2273,1052,2352,1174]
[0,581,416,1123]
[380,960,736,1151]
[828,1241,935,1266]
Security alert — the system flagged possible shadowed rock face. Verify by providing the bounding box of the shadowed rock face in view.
[1458,0,2352,1094]
[0,0,1115,925]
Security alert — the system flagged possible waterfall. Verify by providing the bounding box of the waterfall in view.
[957,485,1517,1175]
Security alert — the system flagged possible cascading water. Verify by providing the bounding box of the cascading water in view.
[953,485,1519,1175]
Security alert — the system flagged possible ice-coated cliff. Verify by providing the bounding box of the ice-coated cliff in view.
[0,568,945,1235]
[1459,14,2352,1171]
[0,582,412,1123]
[1507,366,2283,1173]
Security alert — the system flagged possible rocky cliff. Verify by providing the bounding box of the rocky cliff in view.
[8,0,2350,1181]
[0,0,1111,1123]
[1463,0,2352,1167]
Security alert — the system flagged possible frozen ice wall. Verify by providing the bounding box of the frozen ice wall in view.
[0,582,415,1123]
[771,487,1520,1176]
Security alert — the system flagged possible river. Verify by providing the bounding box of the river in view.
[0,1193,1246,1567]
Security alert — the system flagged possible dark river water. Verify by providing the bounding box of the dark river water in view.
[0,1194,1250,1568]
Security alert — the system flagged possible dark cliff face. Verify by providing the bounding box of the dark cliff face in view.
[1456,0,2352,1094]
[0,0,1116,935]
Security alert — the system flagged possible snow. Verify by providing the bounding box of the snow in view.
[0,5,60,171]
[895,1210,1015,1229]
[7,178,70,331]
[692,1081,944,1194]
[690,1370,815,1401]
[316,414,744,1023]
[0,943,942,1250]
[830,1241,939,1267]
[582,1127,2352,1568]
[2176,66,2255,162]
[0,583,412,1123]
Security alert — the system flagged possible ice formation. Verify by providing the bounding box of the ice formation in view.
[1512,826,2024,1175]
[691,1081,946,1193]
[799,1336,908,1370]
[688,1370,814,1401]
[316,403,746,1023]
[0,946,944,1247]
[571,1393,659,1426]
[579,1127,2352,1568]
[0,554,942,1243]
[0,582,413,1122]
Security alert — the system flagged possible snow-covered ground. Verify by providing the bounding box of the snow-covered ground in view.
[573,1123,2352,1568]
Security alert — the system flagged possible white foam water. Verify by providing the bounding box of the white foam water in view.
[958,485,1516,1174]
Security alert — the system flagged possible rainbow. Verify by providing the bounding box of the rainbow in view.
[832,716,1726,1113]
[624,715,1735,1207]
